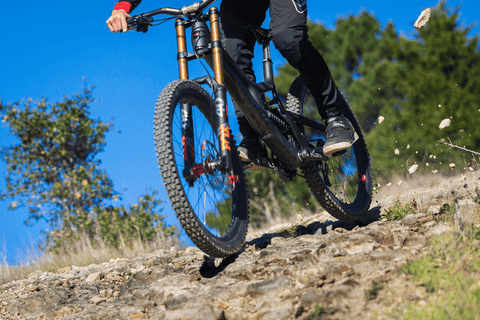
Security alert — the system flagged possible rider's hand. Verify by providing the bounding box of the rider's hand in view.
[106,9,130,33]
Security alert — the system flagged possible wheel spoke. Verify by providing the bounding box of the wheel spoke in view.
[155,81,248,257]
[286,77,371,221]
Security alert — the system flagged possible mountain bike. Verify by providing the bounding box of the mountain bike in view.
[126,0,373,258]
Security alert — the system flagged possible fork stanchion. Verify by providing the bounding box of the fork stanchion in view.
[209,7,232,171]
[175,18,189,80]
[209,8,224,86]
[175,18,195,183]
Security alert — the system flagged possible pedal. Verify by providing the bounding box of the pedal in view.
[330,133,358,157]
[241,157,269,172]
[332,150,347,157]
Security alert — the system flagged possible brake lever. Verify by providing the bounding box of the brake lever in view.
[125,15,153,33]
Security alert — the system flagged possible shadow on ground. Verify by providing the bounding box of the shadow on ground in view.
[245,206,382,250]
[199,206,381,278]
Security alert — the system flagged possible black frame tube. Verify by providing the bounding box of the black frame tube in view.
[205,51,302,169]
[130,1,318,170]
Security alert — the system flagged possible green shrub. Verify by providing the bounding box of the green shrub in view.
[384,200,416,221]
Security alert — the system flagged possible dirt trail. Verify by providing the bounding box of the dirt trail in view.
[1,171,479,320]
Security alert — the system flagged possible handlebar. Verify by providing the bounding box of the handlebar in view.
[181,0,217,14]
[126,0,217,32]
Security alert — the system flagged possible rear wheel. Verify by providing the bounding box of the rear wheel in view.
[286,77,372,221]
[154,80,249,257]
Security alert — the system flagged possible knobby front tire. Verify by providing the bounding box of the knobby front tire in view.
[154,80,249,257]
[286,77,373,222]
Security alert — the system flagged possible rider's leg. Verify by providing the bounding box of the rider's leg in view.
[220,0,269,165]
[269,0,358,156]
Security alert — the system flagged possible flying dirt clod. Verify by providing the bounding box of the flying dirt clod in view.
[414,8,431,29]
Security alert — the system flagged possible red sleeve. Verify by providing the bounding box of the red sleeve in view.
[113,0,142,13]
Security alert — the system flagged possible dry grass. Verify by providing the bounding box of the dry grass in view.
[0,232,178,286]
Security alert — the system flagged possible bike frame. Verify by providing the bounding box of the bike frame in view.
[125,1,373,257]
[180,7,330,172]
[129,2,328,176]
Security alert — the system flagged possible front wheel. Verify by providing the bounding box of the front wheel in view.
[154,80,249,257]
[286,77,373,222]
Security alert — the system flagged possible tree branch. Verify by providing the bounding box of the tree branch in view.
[438,138,480,156]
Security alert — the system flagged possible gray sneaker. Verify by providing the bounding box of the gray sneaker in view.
[323,115,359,156]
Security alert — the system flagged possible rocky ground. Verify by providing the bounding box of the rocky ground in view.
[1,171,479,320]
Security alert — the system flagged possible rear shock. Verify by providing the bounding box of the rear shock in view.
[266,109,290,134]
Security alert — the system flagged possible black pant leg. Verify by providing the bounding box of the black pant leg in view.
[220,0,269,135]
[269,0,342,118]
[220,1,270,82]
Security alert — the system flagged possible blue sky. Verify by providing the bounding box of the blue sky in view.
[1,0,479,264]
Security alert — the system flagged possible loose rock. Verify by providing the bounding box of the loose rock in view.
[1,172,479,319]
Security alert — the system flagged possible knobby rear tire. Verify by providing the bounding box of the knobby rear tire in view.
[154,80,249,257]
[286,77,373,222]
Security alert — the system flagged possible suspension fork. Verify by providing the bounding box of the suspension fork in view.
[176,18,196,185]
[209,7,232,172]
[176,10,233,184]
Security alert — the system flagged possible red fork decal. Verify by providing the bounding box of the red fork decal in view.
[182,136,187,160]
[361,174,367,182]
[182,136,194,160]
[219,124,231,151]
[229,175,240,184]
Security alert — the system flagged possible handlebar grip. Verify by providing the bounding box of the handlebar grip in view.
[126,16,134,28]
[116,17,134,33]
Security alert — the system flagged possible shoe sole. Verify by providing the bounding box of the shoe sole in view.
[242,161,266,171]
[323,132,359,156]
[238,149,266,171]
[238,148,250,162]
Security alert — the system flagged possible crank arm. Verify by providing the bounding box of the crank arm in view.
[298,147,329,162]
